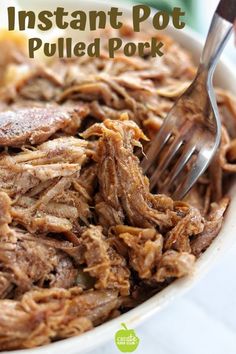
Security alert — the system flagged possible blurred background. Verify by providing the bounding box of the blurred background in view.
[132,0,236,62]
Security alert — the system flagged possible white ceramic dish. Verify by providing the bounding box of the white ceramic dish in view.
[4,1,236,354]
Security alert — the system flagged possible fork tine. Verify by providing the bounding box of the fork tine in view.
[160,142,196,193]
[141,121,172,174]
[172,148,212,200]
[149,138,183,190]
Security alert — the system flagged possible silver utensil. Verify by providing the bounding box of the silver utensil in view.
[141,0,235,200]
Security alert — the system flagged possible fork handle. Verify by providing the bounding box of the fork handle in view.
[216,0,236,23]
[200,0,235,76]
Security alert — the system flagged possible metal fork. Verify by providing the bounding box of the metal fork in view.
[141,0,236,200]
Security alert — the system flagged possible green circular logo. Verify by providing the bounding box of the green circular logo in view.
[115,323,140,353]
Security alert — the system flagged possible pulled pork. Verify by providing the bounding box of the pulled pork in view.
[0,287,119,350]
[0,25,235,350]
[0,105,89,147]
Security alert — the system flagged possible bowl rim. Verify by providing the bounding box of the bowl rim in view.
[4,2,236,354]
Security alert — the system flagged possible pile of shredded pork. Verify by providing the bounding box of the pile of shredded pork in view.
[0,26,236,350]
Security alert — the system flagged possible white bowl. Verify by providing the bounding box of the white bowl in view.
[6,1,236,354]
